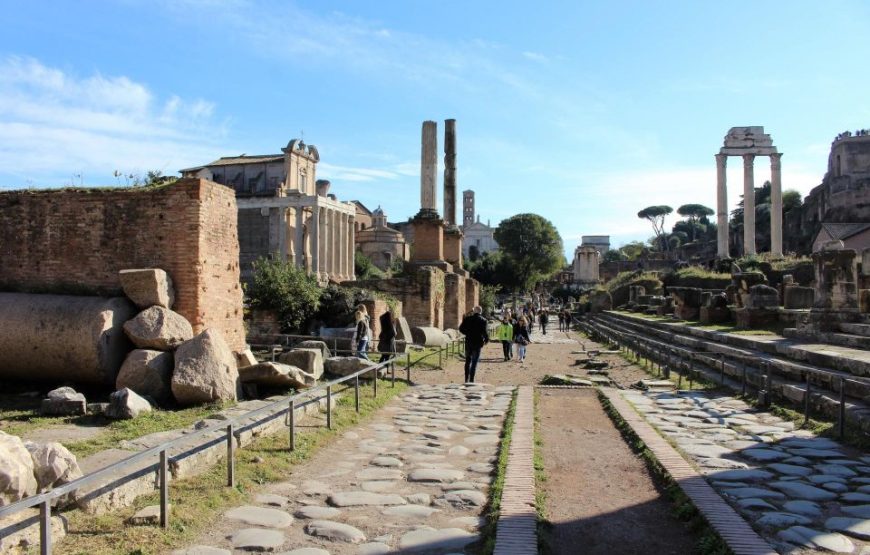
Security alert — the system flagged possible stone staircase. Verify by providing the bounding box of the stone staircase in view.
[584,312,870,432]
[784,316,870,351]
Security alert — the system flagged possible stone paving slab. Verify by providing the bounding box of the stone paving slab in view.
[178,383,514,554]
[615,387,870,554]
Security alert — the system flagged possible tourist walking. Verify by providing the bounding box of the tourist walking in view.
[459,306,489,383]
[353,304,371,360]
[377,309,397,363]
[495,317,514,361]
[514,316,531,363]
[539,309,548,335]
[563,308,572,332]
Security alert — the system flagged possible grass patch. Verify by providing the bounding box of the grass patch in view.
[617,348,720,392]
[478,389,518,554]
[56,379,407,555]
[597,391,733,555]
[533,389,552,554]
[407,346,448,369]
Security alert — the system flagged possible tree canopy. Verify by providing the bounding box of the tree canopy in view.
[493,213,564,292]
[637,205,673,251]
[676,203,714,241]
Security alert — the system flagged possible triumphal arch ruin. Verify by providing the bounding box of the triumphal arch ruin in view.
[715,126,783,258]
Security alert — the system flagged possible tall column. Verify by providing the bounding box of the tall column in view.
[295,207,304,267]
[770,153,783,256]
[743,153,756,256]
[337,212,345,280]
[716,154,728,258]
[349,216,356,280]
[420,120,438,214]
[443,119,457,225]
[311,205,320,275]
[319,208,327,279]
[277,208,288,260]
[330,210,338,280]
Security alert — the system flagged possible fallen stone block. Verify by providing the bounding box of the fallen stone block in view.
[41,387,87,416]
[411,326,449,347]
[105,388,153,419]
[124,306,194,350]
[24,440,82,494]
[116,349,173,405]
[235,349,258,369]
[295,340,332,359]
[172,329,239,406]
[118,268,175,309]
[0,430,38,505]
[278,348,324,380]
[239,362,315,389]
[324,356,381,379]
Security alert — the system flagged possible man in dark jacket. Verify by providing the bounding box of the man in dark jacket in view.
[459,306,489,383]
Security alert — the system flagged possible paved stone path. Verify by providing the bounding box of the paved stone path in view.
[621,389,870,554]
[174,383,513,554]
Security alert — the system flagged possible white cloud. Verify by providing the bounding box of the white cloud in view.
[0,56,225,187]
[522,51,549,63]
[318,160,418,183]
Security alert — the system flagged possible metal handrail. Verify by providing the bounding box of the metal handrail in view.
[0,336,468,554]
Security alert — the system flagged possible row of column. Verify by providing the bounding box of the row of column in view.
[715,152,782,258]
[291,205,354,282]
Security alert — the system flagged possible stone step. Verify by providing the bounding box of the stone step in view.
[784,328,870,351]
[840,323,870,337]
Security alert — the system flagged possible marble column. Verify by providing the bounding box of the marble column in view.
[319,208,327,279]
[337,212,345,280]
[278,208,288,260]
[443,119,457,225]
[311,205,320,275]
[770,153,783,256]
[743,153,756,256]
[295,208,305,268]
[330,209,337,280]
[348,216,355,280]
[715,154,728,258]
[421,120,438,213]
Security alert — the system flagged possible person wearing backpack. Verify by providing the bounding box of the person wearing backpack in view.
[459,306,489,383]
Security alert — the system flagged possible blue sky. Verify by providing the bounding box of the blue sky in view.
[1,1,868,257]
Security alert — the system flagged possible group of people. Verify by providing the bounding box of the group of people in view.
[351,304,397,363]
[493,313,532,363]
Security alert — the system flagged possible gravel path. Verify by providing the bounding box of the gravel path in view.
[174,384,513,554]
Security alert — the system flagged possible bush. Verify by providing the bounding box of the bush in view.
[479,284,500,315]
[355,251,385,280]
[247,257,321,333]
[313,285,400,329]
[664,266,731,290]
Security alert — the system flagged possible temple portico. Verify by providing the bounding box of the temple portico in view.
[715,126,783,257]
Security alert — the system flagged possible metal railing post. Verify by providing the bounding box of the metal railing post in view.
[326,385,332,429]
[741,360,747,397]
[373,367,378,397]
[288,399,296,451]
[720,355,726,385]
[391,359,396,387]
[226,424,235,488]
[406,353,411,382]
[438,347,443,369]
[355,376,360,413]
[804,373,811,427]
[839,377,847,439]
[40,500,51,555]
[159,449,169,528]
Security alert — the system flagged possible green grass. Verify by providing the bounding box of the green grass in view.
[478,389,518,555]
[617,347,720,392]
[533,389,552,555]
[597,391,733,555]
[57,379,407,555]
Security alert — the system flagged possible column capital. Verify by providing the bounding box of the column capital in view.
[715,153,728,165]
[742,153,756,165]
[770,152,783,168]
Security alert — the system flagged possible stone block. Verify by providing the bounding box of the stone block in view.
[296,340,332,359]
[118,268,175,309]
[105,388,153,419]
[784,286,815,309]
[277,348,324,380]
[41,387,87,416]
[700,306,731,325]
[23,441,82,495]
[0,431,37,505]
[116,349,174,405]
[670,287,702,320]
[747,284,780,309]
[590,291,612,313]
[238,362,315,389]
[396,317,413,342]
[324,356,380,379]
[235,349,258,369]
[735,308,779,329]
[172,329,239,406]
[124,306,194,351]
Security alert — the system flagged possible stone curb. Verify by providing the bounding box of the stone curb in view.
[601,388,778,555]
[493,385,537,555]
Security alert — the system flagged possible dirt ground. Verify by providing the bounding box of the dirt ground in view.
[538,388,702,555]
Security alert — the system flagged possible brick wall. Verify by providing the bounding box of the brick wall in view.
[465,279,480,313]
[411,218,444,262]
[444,273,466,329]
[0,178,246,351]
[352,266,445,329]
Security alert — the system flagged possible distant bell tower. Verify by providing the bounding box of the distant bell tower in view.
[462,190,475,228]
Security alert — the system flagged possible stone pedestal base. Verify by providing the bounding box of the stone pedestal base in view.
[443,273,467,329]
[465,279,480,312]
[443,226,463,269]
[735,308,779,329]
[411,212,445,263]
[700,306,731,325]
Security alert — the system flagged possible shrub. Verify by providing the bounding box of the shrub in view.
[355,251,385,280]
[246,257,321,333]
[664,266,731,290]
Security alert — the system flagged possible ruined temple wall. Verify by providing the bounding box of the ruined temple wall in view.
[465,279,480,314]
[0,178,245,351]
[443,273,466,329]
[351,266,445,329]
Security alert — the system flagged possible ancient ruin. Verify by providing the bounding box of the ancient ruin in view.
[716,126,783,257]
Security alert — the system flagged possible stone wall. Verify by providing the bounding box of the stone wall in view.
[0,178,245,351]
[351,266,445,329]
[465,279,480,313]
[443,273,466,329]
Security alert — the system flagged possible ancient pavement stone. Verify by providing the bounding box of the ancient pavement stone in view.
[171,546,231,555]
[396,527,476,552]
[254,493,289,507]
[778,526,854,552]
[407,468,465,483]
[826,517,870,540]
[225,506,294,528]
[304,519,366,543]
[231,528,285,551]
[381,504,440,518]
[326,491,406,507]
[356,542,390,554]
[294,506,341,519]
[770,481,838,502]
